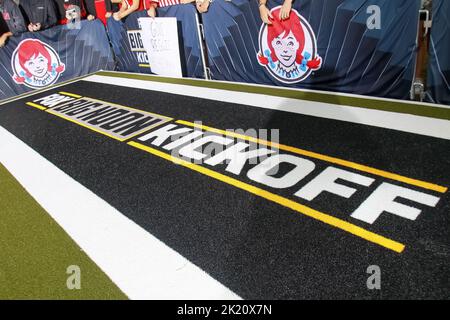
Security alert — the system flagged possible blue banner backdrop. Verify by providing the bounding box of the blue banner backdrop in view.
[426,0,450,105]
[0,20,114,101]
[107,5,204,78]
[201,0,420,99]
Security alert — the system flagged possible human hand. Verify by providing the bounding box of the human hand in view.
[113,12,121,21]
[87,14,95,21]
[259,4,273,24]
[28,23,41,32]
[0,32,11,48]
[147,6,156,17]
[196,0,210,13]
[279,0,292,20]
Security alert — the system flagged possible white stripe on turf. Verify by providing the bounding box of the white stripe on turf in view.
[0,126,241,300]
[0,73,96,106]
[83,74,450,140]
[100,71,450,110]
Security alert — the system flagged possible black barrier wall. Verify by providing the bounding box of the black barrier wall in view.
[3,1,449,106]
[0,20,114,100]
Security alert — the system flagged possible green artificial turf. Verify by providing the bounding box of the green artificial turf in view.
[0,163,127,300]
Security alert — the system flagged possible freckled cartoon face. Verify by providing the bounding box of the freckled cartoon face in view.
[271,30,300,67]
[24,53,48,78]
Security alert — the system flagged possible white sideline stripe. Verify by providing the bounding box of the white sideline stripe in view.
[0,126,241,300]
[0,72,96,106]
[83,74,450,141]
[106,70,450,109]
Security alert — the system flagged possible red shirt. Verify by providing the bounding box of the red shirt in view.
[94,0,107,25]
[115,0,179,16]
[123,0,175,10]
[156,0,181,7]
[123,0,144,10]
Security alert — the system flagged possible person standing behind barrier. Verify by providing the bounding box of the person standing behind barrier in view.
[0,0,27,35]
[0,12,13,47]
[83,0,99,20]
[106,0,211,20]
[111,0,140,20]
[144,0,157,17]
[104,0,120,20]
[105,0,120,17]
[194,0,209,13]
[20,0,58,32]
[108,0,161,20]
[258,0,292,24]
[53,0,96,24]
[90,0,114,24]
[153,0,210,14]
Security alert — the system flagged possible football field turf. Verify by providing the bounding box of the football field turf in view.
[0,71,449,299]
[0,163,126,299]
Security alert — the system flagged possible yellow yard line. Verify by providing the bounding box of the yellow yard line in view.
[128,141,406,253]
[176,120,447,194]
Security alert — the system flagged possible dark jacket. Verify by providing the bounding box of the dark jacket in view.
[89,1,118,25]
[105,0,119,13]
[0,14,9,37]
[0,11,9,35]
[0,0,27,34]
[54,0,113,20]
[85,0,120,16]
[20,0,58,29]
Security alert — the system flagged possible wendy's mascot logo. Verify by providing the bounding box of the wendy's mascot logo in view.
[257,6,321,84]
[11,39,65,88]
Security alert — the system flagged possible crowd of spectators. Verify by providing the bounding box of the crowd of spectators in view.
[0,0,212,47]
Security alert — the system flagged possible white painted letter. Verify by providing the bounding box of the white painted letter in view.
[138,124,192,146]
[204,142,275,175]
[295,166,374,201]
[247,154,315,189]
[178,135,234,161]
[351,182,440,224]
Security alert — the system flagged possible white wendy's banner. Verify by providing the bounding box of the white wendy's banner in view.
[139,17,183,78]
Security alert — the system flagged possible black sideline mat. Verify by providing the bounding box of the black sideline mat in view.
[0,77,449,299]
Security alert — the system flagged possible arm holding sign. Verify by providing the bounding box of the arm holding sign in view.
[112,0,137,21]
[149,0,197,17]
[146,0,158,17]
[258,0,272,24]
[279,0,292,20]
[259,0,293,23]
